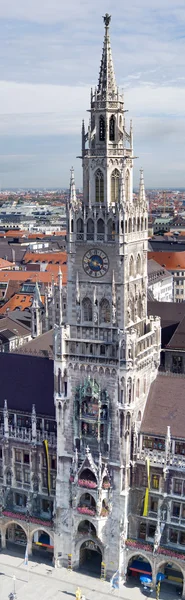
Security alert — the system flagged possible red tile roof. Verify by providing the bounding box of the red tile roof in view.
[148,251,185,270]
[0,269,67,285]
[23,251,67,265]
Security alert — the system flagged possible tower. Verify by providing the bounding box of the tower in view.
[54,15,160,577]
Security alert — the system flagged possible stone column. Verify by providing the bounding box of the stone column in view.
[1,530,6,548]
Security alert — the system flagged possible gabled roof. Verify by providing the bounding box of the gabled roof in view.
[0,292,45,314]
[0,270,65,284]
[13,329,53,359]
[166,315,185,350]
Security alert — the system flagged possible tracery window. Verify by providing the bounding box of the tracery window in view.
[99,116,105,141]
[95,169,104,203]
[109,115,115,141]
[82,297,92,322]
[99,299,111,323]
[111,169,120,204]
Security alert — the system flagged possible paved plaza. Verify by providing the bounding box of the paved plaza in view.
[0,550,182,600]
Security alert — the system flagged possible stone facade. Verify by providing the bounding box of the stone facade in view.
[54,15,160,578]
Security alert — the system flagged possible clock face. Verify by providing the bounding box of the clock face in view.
[83,248,109,278]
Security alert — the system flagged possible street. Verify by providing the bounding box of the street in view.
[0,550,182,600]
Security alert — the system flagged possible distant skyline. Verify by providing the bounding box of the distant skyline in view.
[0,0,185,188]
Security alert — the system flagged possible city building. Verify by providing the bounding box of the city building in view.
[147,259,173,302]
[128,373,185,597]
[53,14,160,579]
[148,251,185,302]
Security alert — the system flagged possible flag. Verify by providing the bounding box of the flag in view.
[24,543,28,566]
[43,439,51,496]
[110,570,119,589]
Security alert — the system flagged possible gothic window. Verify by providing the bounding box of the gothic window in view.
[125,220,127,233]
[120,413,124,438]
[129,256,134,277]
[87,218,94,239]
[136,254,141,274]
[82,298,92,322]
[99,299,110,323]
[137,217,140,231]
[128,218,132,233]
[95,169,104,203]
[141,217,144,230]
[125,170,130,200]
[137,295,142,319]
[100,344,106,355]
[126,412,130,430]
[145,217,147,230]
[77,218,84,233]
[111,169,120,204]
[97,218,105,234]
[127,378,132,404]
[137,411,141,421]
[99,115,105,141]
[121,220,124,234]
[109,115,115,141]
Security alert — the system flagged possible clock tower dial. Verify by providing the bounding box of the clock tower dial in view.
[83,248,109,278]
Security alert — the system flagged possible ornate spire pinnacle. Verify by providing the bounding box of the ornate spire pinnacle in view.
[69,166,77,207]
[58,267,63,326]
[32,281,43,308]
[98,14,117,99]
[120,169,126,206]
[139,168,146,204]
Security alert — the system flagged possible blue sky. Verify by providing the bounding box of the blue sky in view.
[0,0,185,188]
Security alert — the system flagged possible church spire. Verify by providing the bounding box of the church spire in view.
[97,14,117,100]
[69,166,77,207]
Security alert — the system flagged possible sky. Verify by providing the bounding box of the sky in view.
[0,0,185,189]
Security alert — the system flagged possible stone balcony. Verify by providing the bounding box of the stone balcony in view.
[137,447,185,471]
[0,425,56,448]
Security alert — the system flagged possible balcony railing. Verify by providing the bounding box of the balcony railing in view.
[125,538,185,561]
[138,448,185,470]
[0,425,56,447]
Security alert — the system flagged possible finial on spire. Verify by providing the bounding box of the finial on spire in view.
[103,13,111,27]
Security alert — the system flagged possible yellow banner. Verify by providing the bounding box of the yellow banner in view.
[146,457,150,489]
[43,439,51,496]
[143,487,149,517]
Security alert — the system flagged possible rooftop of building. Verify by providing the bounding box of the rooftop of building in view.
[141,372,185,439]
[0,353,54,416]
[148,250,185,270]
[13,328,53,359]
[0,314,30,336]
[23,251,67,265]
[148,258,172,282]
[0,269,67,285]
[0,292,45,314]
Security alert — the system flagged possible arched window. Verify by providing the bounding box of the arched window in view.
[145,217,147,230]
[136,254,141,274]
[127,378,132,404]
[99,115,105,141]
[77,218,84,233]
[71,219,74,233]
[109,115,115,141]
[58,368,61,395]
[126,412,130,430]
[87,218,94,240]
[128,218,132,233]
[95,169,104,203]
[97,219,105,234]
[82,298,92,322]
[125,170,130,200]
[99,299,110,323]
[137,411,141,422]
[111,169,120,204]
[141,217,144,231]
[137,217,140,231]
[129,256,134,277]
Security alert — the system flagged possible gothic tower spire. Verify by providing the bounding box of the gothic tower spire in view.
[98,14,117,99]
